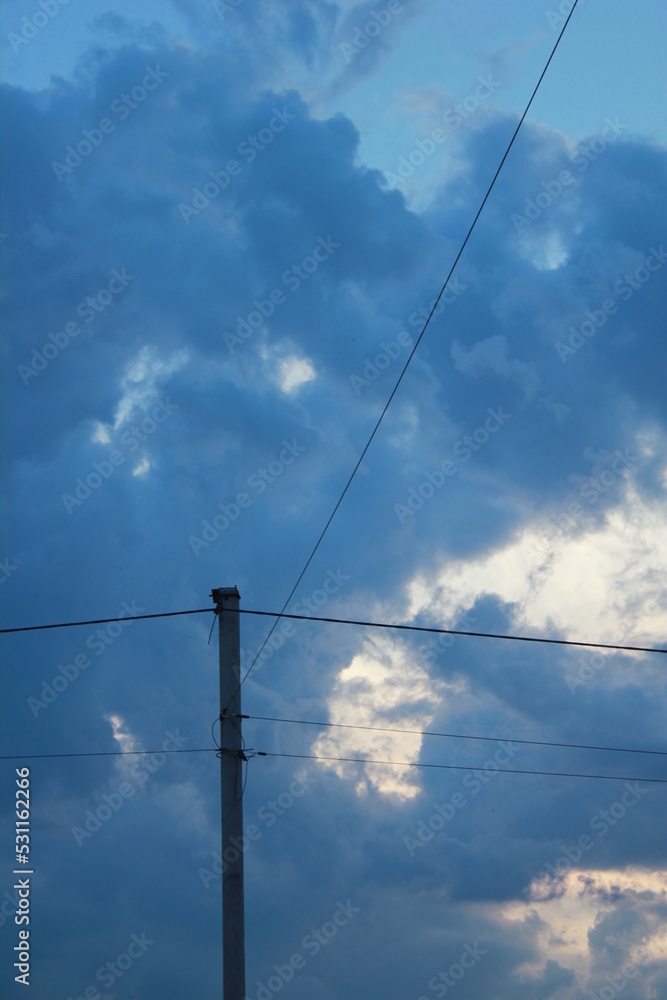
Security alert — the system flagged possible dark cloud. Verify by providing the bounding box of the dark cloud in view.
[1,5,666,998]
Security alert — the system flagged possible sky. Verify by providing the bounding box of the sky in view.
[0,0,666,997]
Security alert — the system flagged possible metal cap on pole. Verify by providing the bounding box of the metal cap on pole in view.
[212,587,245,1000]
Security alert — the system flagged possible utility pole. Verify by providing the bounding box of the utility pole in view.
[212,587,245,1000]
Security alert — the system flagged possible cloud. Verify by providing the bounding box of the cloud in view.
[451,333,541,400]
[1,6,666,997]
[314,632,448,799]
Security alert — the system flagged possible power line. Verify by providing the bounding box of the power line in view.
[0,746,217,762]
[236,610,666,655]
[0,608,212,635]
[262,751,667,785]
[4,714,662,764]
[232,0,584,697]
[237,714,667,758]
[2,743,665,786]
[2,604,663,656]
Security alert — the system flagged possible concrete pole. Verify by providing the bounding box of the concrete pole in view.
[212,587,245,1000]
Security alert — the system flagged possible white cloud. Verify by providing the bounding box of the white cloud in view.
[499,867,667,986]
[279,355,316,394]
[105,712,141,781]
[315,633,448,800]
[406,474,667,652]
[451,334,541,400]
[132,456,151,477]
[113,345,189,429]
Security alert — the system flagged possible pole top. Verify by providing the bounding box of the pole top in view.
[211,587,241,605]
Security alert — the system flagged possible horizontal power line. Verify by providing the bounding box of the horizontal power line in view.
[0,605,664,655]
[0,747,217,762]
[1,743,665,785]
[262,751,667,785]
[5,716,662,765]
[237,714,667,758]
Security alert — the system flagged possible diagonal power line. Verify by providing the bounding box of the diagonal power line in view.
[237,713,667,757]
[2,604,663,654]
[262,751,667,785]
[235,609,666,655]
[0,608,212,635]
[234,0,583,699]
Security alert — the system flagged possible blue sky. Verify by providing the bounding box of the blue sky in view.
[1,1,666,998]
